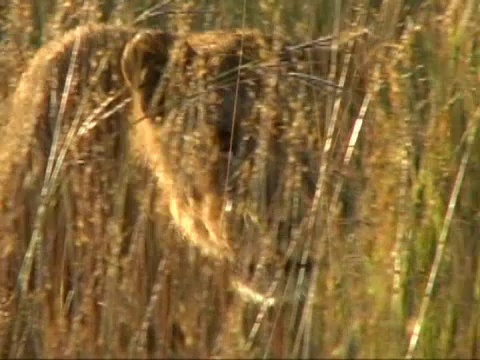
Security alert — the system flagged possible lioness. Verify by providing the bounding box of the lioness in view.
[0,23,363,358]
[0,23,290,358]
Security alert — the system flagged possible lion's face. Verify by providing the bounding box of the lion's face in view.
[121,30,278,240]
[120,30,277,258]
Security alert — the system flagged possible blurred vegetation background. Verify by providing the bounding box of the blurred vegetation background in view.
[0,0,479,358]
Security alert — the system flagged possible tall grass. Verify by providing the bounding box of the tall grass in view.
[0,0,479,358]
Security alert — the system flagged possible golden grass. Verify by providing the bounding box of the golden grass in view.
[0,0,479,359]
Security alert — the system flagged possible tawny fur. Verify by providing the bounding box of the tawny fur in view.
[0,23,141,357]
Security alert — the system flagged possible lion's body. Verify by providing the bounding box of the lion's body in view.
[0,23,137,248]
[0,24,146,357]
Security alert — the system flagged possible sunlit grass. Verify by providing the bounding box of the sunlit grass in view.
[0,0,479,358]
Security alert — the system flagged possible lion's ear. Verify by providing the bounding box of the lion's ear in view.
[121,30,175,113]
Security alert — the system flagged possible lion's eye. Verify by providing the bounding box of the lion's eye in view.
[218,130,234,154]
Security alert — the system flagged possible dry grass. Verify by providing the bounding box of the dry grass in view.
[0,0,479,359]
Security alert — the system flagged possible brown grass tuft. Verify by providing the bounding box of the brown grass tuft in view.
[0,1,479,359]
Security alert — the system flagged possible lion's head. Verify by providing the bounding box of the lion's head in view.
[120,29,290,261]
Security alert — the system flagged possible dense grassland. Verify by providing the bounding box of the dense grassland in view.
[0,0,479,358]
